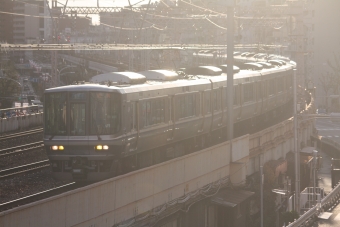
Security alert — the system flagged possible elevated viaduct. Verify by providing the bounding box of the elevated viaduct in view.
[0,92,315,227]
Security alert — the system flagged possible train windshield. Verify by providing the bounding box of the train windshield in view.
[90,92,120,135]
[44,91,121,135]
[45,93,67,135]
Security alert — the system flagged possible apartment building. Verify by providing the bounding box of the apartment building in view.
[12,0,45,44]
[0,0,13,43]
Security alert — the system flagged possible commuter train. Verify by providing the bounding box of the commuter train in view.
[44,53,295,181]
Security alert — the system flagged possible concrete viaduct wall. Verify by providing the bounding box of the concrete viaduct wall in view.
[0,98,315,227]
[0,113,43,134]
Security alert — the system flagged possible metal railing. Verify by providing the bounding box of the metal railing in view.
[0,105,42,118]
[286,181,340,227]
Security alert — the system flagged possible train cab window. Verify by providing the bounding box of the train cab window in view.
[70,103,86,136]
[45,93,67,135]
[90,92,120,135]
[70,92,86,100]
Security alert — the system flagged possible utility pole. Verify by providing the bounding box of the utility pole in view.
[293,69,300,213]
[260,166,264,227]
[226,0,235,141]
[46,0,60,87]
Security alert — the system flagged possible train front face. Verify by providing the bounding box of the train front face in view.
[44,85,123,181]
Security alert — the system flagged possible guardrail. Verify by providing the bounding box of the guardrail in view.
[0,105,42,118]
[0,108,43,134]
[286,172,340,226]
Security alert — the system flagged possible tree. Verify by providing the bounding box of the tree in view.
[326,53,340,111]
[319,73,333,111]
[0,61,21,109]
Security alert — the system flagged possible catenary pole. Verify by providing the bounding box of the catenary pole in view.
[227,1,234,141]
[293,69,300,213]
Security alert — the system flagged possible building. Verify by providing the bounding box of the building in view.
[0,0,13,43]
[12,0,45,44]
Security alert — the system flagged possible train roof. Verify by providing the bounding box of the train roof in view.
[90,72,146,84]
[139,70,179,81]
[46,53,295,95]
[45,62,293,95]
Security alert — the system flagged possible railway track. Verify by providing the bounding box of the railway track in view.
[0,182,78,212]
[0,128,43,142]
[0,141,44,158]
[0,160,50,180]
[0,128,44,150]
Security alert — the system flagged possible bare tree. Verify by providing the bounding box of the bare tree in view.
[319,73,333,111]
[0,61,21,109]
[327,53,340,93]
[327,53,340,111]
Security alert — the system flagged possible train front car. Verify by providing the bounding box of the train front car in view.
[44,85,122,181]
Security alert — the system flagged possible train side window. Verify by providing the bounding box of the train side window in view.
[205,91,211,114]
[277,77,283,92]
[222,87,227,109]
[169,96,174,122]
[212,89,221,111]
[217,88,222,110]
[257,82,262,99]
[131,102,137,131]
[140,98,165,128]
[212,90,217,111]
[268,79,276,96]
[234,85,239,105]
[287,74,293,89]
[176,94,197,119]
[243,83,254,102]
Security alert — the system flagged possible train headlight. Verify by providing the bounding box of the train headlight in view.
[51,145,64,151]
[95,145,109,151]
[96,145,103,150]
[51,145,58,151]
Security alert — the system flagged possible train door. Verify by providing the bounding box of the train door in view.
[127,101,139,152]
[235,84,242,120]
[198,91,205,133]
[167,95,175,141]
[262,79,268,112]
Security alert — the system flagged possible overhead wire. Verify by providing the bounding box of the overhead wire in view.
[179,0,227,16]
[205,16,227,30]
[0,10,58,19]
[159,0,170,8]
